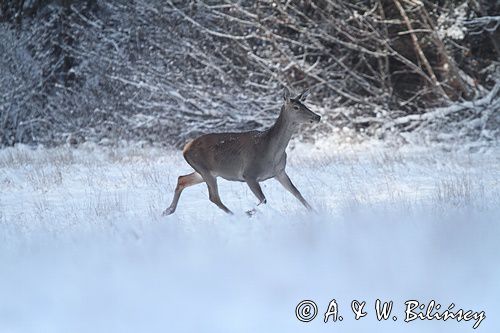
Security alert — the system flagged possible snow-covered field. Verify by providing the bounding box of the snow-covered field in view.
[0,141,499,332]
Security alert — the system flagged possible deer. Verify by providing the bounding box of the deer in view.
[162,87,321,216]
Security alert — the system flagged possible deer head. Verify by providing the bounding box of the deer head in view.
[283,87,321,125]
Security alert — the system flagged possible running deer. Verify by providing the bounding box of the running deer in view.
[163,88,321,216]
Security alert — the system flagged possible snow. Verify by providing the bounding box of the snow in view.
[437,2,468,40]
[0,141,499,332]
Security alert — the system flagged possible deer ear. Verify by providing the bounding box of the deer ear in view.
[283,87,291,102]
[297,89,310,101]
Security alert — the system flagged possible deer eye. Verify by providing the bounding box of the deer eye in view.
[293,105,300,110]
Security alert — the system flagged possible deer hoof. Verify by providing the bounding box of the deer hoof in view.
[245,208,257,217]
[162,207,175,216]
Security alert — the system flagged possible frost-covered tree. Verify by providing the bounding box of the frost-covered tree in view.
[1,0,499,147]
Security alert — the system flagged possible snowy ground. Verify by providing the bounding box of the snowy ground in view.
[0,140,499,333]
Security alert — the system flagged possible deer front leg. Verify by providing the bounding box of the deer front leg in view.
[244,178,267,205]
[275,171,312,210]
[244,178,267,216]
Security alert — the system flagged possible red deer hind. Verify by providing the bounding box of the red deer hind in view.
[163,87,321,216]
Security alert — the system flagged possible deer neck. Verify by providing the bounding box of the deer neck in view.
[265,107,297,156]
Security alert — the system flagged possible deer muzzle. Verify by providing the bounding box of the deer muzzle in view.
[310,114,321,123]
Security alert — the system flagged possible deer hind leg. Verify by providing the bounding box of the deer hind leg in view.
[163,172,204,216]
[275,171,312,210]
[203,174,233,215]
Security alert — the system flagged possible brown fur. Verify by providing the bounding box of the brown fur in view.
[163,88,320,215]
